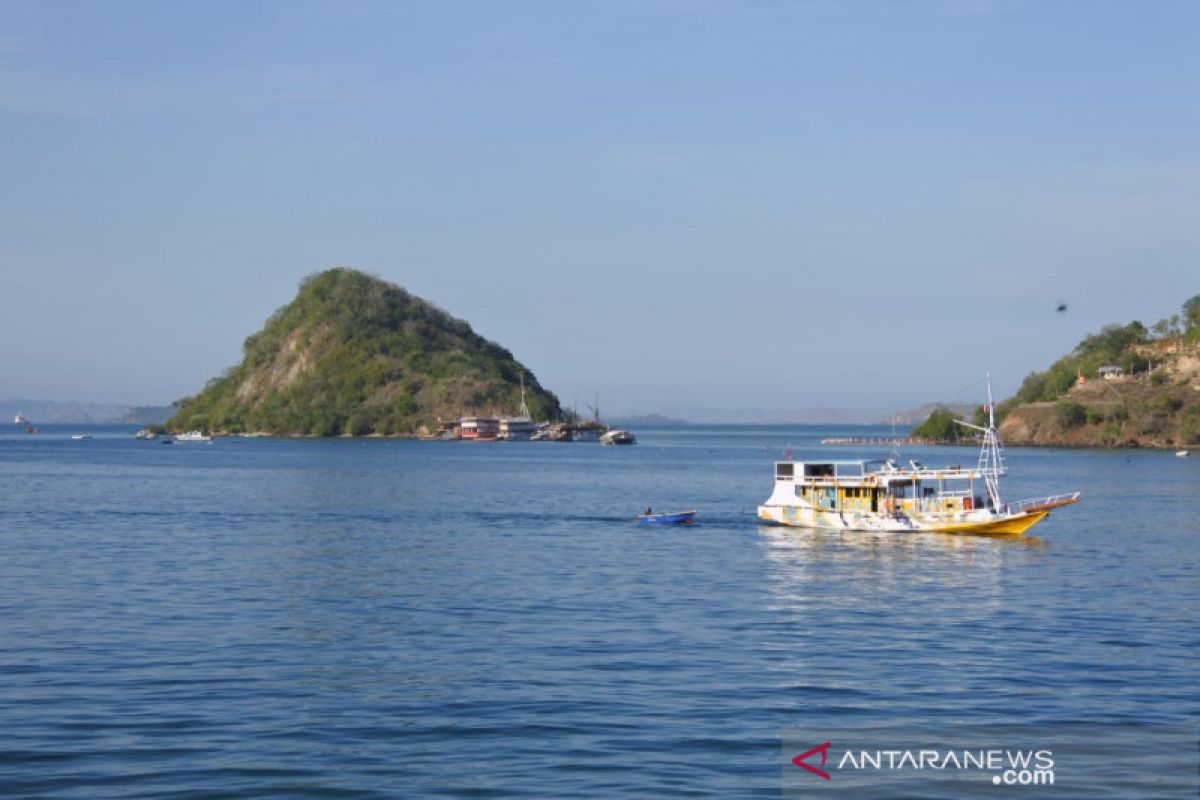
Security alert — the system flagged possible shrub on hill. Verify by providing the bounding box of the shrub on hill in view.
[911,408,971,442]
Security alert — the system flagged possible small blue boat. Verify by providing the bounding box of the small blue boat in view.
[637,509,696,525]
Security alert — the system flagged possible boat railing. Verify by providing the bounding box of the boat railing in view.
[1004,492,1081,514]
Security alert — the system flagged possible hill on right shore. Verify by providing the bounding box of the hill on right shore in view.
[993,295,1200,448]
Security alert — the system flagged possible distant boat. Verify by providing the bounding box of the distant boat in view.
[637,510,697,525]
[459,416,499,441]
[175,431,213,443]
[134,429,157,440]
[14,411,28,425]
[498,417,538,441]
[600,429,636,446]
[70,434,92,440]
[498,374,539,441]
[573,426,601,443]
[1177,450,1190,458]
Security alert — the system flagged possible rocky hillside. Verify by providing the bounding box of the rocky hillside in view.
[998,333,1200,448]
[169,269,563,436]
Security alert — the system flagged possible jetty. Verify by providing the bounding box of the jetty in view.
[821,436,944,446]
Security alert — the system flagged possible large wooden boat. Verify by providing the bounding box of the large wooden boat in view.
[758,379,1079,536]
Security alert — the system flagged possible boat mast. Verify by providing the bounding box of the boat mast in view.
[519,373,530,419]
[954,374,1008,511]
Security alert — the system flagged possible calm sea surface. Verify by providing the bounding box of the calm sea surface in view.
[1,424,1197,797]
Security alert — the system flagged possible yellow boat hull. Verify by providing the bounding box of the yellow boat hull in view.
[757,505,1053,536]
[932,510,1049,536]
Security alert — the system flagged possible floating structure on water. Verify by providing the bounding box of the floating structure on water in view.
[759,377,1079,536]
[821,436,942,446]
[459,416,500,441]
[601,429,636,445]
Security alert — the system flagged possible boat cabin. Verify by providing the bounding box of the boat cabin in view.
[460,416,500,439]
[498,417,538,440]
[772,459,992,515]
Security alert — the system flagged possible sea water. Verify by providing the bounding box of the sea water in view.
[1,425,1196,797]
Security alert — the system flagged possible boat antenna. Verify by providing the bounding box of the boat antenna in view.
[889,413,901,463]
[987,373,996,429]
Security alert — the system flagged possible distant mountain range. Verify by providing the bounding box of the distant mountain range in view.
[1,399,172,425]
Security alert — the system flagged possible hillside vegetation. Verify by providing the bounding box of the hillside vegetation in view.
[909,407,976,442]
[993,294,1200,448]
[169,269,563,436]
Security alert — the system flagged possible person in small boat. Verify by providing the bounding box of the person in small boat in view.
[644,507,653,516]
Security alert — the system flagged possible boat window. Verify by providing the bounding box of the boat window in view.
[821,487,836,508]
[804,463,834,478]
[776,463,794,479]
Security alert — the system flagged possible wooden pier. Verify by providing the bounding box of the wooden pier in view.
[820,436,946,446]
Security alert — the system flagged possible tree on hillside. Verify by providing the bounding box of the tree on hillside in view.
[1184,295,1200,335]
[911,408,971,442]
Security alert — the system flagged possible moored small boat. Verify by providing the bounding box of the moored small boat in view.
[175,430,213,443]
[1177,450,1189,458]
[600,429,637,446]
[638,509,697,525]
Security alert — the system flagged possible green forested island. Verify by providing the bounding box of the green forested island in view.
[912,294,1200,448]
[169,269,563,436]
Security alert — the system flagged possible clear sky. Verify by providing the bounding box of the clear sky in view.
[2,1,1197,420]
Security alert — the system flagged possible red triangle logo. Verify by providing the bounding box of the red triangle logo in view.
[792,741,832,780]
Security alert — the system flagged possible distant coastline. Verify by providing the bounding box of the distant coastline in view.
[1,399,172,425]
[606,413,689,426]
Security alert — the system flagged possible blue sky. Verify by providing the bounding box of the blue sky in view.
[2,1,1197,420]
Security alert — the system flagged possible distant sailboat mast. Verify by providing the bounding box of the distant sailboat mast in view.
[519,373,531,419]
